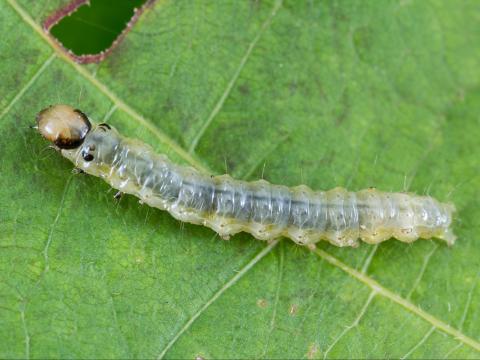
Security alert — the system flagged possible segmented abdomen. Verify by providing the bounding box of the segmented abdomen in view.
[73,127,455,247]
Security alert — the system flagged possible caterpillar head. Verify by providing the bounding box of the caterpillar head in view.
[36,104,91,149]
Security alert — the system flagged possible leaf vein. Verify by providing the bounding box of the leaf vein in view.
[361,243,378,274]
[322,290,376,359]
[406,243,438,299]
[5,0,211,174]
[43,174,73,274]
[400,326,435,360]
[458,272,479,330]
[7,0,480,356]
[19,305,30,360]
[156,240,279,359]
[312,247,480,352]
[187,0,283,154]
[0,52,56,121]
[443,343,463,359]
[261,242,285,357]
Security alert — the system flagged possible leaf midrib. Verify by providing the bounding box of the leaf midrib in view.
[5,0,480,356]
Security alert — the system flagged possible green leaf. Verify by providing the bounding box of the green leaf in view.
[1,0,480,358]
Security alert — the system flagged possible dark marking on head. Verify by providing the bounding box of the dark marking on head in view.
[74,108,90,123]
[98,123,111,130]
[36,104,92,149]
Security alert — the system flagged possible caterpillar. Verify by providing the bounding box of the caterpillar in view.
[35,105,456,248]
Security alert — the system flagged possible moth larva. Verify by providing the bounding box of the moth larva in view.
[36,105,457,247]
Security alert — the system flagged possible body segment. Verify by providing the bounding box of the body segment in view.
[37,105,456,247]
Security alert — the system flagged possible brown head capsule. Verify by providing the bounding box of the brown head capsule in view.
[36,104,91,149]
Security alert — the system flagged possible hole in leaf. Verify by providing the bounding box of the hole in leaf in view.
[45,0,151,63]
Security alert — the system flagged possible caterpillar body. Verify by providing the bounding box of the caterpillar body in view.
[36,105,456,247]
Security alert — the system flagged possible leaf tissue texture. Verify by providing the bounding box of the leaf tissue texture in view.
[1,0,480,358]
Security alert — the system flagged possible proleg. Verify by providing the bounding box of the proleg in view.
[36,105,457,247]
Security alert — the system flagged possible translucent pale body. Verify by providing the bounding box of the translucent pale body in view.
[60,124,456,248]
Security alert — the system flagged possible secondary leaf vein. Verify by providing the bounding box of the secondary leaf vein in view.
[7,0,480,356]
[156,240,279,359]
[187,0,283,154]
[312,247,480,352]
[0,52,56,121]
[261,242,285,357]
[6,0,210,174]
[406,243,438,299]
[400,326,435,360]
[322,290,376,359]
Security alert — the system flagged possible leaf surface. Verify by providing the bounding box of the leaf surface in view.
[1,0,480,358]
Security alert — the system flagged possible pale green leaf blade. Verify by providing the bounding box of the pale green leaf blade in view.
[1,0,479,358]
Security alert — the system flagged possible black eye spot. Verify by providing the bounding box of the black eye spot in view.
[82,151,94,162]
